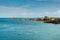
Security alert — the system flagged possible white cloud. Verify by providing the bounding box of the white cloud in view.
[57,10,60,13]
[0,5,35,18]
[41,11,60,17]
[0,5,60,18]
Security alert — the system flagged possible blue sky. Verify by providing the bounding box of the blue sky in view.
[0,0,60,18]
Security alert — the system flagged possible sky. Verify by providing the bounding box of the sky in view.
[0,0,60,18]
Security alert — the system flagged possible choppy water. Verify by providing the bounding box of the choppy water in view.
[0,18,60,40]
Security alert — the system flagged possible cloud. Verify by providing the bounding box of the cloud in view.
[0,5,36,18]
[0,5,60,18]
[40,11,60,17]
[44,10,60,14]
[56,10,60,13]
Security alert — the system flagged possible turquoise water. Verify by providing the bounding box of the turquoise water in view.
[0,18,60,40]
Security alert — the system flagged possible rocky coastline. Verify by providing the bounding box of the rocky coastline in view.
[29,16,60,24]
[11,16,60,24]
[43,16,60,24]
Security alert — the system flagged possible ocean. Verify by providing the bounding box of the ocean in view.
[0,18,60,40]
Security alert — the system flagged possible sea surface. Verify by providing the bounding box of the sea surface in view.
[0,18,60,40]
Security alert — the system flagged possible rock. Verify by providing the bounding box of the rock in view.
[43,16,50,21]
[29,18,36,21]
[36,18,43,21]
[43,16,60,24]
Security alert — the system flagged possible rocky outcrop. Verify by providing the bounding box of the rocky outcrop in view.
[29,18,43,21]
[43,16,60,24]
[36,18,43,21]
[29,18,36,21]
[43,16,50,21]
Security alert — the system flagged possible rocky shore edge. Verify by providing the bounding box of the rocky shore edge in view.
[29,16,60,24]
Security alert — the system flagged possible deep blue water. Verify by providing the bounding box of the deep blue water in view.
[0,18,60,40]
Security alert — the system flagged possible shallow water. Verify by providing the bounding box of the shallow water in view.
[0,18,60,40]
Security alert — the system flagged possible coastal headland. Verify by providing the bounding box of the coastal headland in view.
[29,16,60,24]
[11,16,60,24]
